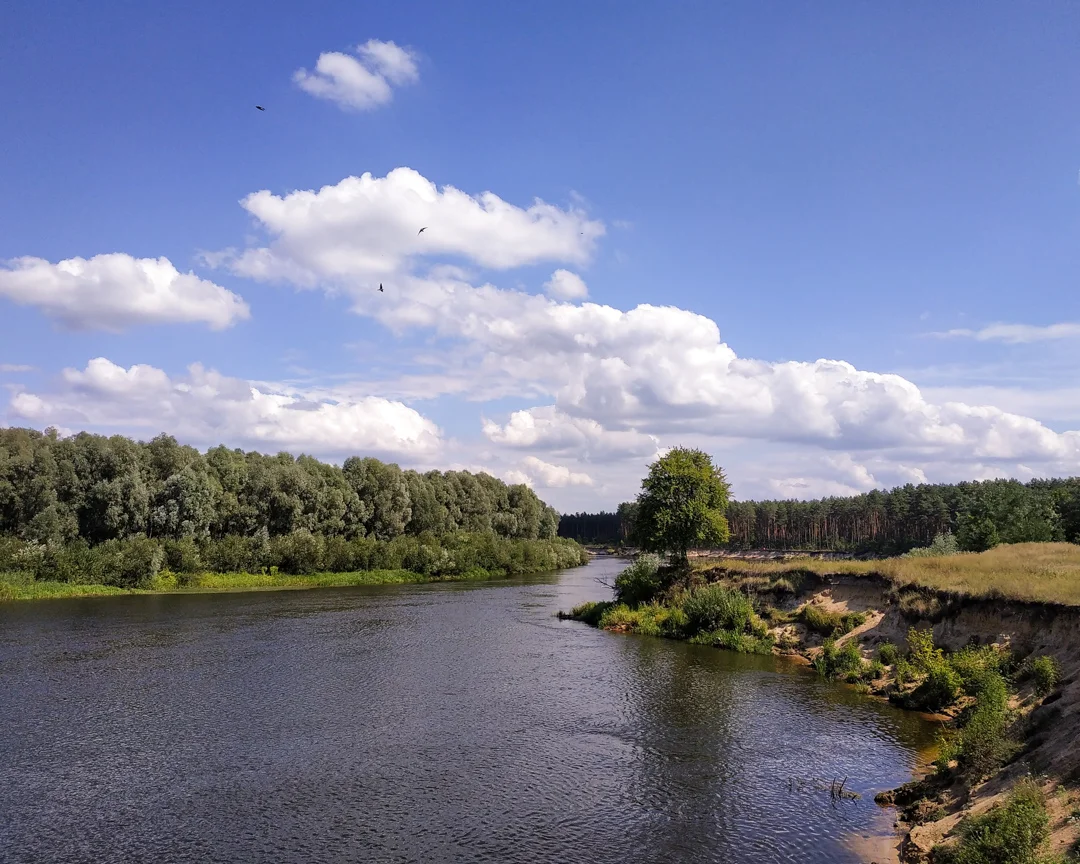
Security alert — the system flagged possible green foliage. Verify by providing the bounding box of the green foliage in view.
[954,670,1016,779]
[1030,655,1062,697]
[907,627,944,674]
[813,637,865,679]
[0,427,565,553]
[908,663,962,712]
[957,515,1002,553]
[566,601,614,626]
[932,779,1050,864]
[949,645,1010,696]
[632,447,731,562]
[680,584,754,635]
[799,604,867,637]
[613,553,662,606]
[878,641,900,665]
[904,531,961,558]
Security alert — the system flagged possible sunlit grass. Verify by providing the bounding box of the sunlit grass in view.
[693,543,1080,606]
[0,567,501,602]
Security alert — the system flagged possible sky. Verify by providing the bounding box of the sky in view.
[2,1,1080,512]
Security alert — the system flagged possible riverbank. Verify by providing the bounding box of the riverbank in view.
[0,565,560,602]
[563,544,1080,862]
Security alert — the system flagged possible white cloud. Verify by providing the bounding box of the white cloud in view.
[939,322,1080,344]
[482,406,658,462]
[543,269,588,300]
[0,364,33,373]
[294,39,419,112]
[214,167,604,287]
[0,254,249,331]
[516,456,594,488]
[9,358,441,459]
[203,168,1080,501]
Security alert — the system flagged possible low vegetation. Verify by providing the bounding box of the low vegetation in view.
[0,532,587,601]
[692,542,1080,607]
[932,779,1057,864]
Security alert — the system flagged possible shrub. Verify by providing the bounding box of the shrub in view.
[907,627,943,674]
[681,584,754,636]
[933,778,1049,864]
[614,553,662,607]
[949,645,1008,696]
[903,531,960,558]
[164,537,201,573]
[878,642,900,666]
[908,663,962,712]
[814,637,864,679]
[800,604,866,637]
[956,671,1015,778]
[566,601,613,625]
[1030,655,1061,697]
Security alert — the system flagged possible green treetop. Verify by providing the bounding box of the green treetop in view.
[633,447,731,564]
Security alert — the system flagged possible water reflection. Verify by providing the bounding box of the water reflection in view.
[0,559,933,864]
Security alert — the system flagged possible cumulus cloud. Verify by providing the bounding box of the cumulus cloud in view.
[294,39,419,111]
[482,406,658,462]
[0,254,249,331]
[543,269,588,300]
[205,168,1080,495]
[939,322,1080,344]
[214,167,604,285]
[9,358,441,458]
[514,456,593,488]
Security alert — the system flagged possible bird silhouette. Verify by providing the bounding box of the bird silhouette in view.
[417,227,427,234]
[255,105,265,111]
[378,284,384,292]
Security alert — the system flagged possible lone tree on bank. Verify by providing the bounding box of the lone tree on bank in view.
[633,447,731,565]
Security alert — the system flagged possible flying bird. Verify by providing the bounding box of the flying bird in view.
[378,284,384,292]
[417,227,427,234]
[255,105,265,111]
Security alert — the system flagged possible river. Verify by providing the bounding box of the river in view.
[0,557,935,863]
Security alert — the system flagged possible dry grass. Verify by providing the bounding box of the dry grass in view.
[693,543,1080,607]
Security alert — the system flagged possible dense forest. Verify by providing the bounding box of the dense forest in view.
[561,479,1080,553]
[0,426,584,587]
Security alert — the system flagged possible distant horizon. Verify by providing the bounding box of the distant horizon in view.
[3,3,1079,513]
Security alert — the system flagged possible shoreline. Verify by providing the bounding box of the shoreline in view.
[0,565,574,604]
[564,555,1080,862]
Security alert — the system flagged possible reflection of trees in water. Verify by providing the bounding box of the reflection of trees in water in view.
[609,637,935,863]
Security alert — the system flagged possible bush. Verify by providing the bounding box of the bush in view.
[907,627,943,674]
[681,584,754,636]
[164,537,201,573]
[933,778,1049,864]
[567,600,614,626]
[908,663,962,712]
[903,531,960,558]
[614,553,662,607]
[949,645,1009,696]
[800,604,866,637]
[814,637,865,679]
[956,670,1015,778]
[878,642,900,665]
[1029,655,1061,697]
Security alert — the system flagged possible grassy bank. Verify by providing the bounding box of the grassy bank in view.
[563,545,1080,861]
[0,565,517,602]
[693,542,1080,607]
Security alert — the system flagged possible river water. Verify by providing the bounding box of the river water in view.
[0,557,935,864]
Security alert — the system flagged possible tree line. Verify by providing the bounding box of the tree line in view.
[0,426,561,544]
[560,477,1080,553]
[0,427,585,587]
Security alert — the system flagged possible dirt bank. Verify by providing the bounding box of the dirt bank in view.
[696,564,1080,862]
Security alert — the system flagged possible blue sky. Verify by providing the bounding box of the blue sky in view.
[2,2,1080,510]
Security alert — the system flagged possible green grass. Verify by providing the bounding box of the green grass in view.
[693,542,1080,607]
[799,603,867,636]
[0,566,502,602]
[933,778,1052,864]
